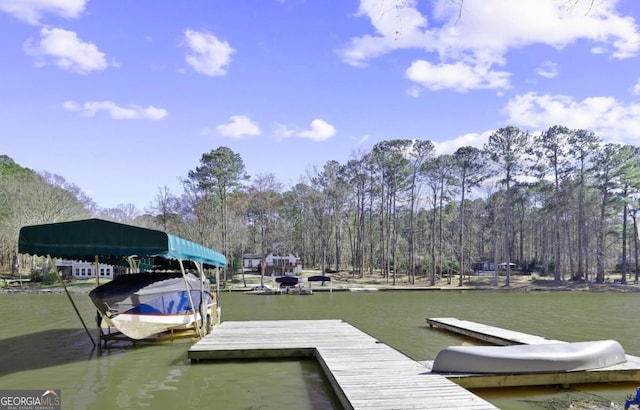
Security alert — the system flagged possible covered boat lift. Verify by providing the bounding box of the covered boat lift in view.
[307,275,332,292]
[18,218,226,346]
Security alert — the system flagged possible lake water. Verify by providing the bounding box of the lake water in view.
[0,290,638,409]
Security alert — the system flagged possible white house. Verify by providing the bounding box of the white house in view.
[265,252,302,276]
[55,259,124,280]
[242,253,263,271]
[242,252,302,275]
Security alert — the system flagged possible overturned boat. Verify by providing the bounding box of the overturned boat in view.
[431,340,627,374]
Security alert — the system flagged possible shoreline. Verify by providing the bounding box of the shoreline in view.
[4,271,639,295]
[229,270,640,293]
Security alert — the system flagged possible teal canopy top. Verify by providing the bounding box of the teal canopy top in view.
[18,218,226,268]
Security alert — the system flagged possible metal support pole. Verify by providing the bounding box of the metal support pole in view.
[94,255,99,287]
[195,262,207,333]
[178,260,202,338]
[216,267,221,325]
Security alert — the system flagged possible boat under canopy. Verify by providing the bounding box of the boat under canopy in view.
[307,275,332,292]
[274,275,312,295]
[431,340,627,374]
[18,218,226,344]
[275,276,301,285]
[89,272,214,340]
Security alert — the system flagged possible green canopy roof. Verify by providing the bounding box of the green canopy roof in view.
[18,218,226,268]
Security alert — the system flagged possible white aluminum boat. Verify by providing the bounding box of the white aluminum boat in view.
[431,340,627,374]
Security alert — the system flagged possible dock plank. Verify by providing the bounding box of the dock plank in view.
[426,317,563,345]
[189,320,497,409]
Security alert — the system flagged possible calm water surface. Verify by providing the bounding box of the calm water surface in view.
[0,290,638,409]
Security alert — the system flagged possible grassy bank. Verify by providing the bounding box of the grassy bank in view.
[3,269,639,294]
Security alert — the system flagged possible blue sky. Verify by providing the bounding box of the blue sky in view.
[2,0,639,211]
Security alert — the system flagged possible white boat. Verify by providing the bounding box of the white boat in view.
[90,272,214,340]
[245,285,281,295]
[431,340,627,374]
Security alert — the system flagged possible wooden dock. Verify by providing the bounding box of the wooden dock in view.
[189,320,498,409]
[426,317,640,388]
[426,317,564,345]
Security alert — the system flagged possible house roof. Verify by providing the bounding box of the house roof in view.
[267,252,297,257]
[18,218,226,268]
[242,253,263,259]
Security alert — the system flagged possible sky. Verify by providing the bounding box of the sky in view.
[2,0,640,212]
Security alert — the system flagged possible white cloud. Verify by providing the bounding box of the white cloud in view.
[406,59,510,92]
[536,61,558,79]
[0,0,86,25]
[406,85,421,98]
[199,127,215,136]
[430,0,639,58]
[339,0,640,91]
[502,92,640,144]
[633,79,640,96]
[215,115,261,138]
[273,122,295,138]
[297,119,336,141]
[63,100,168,120]
[356,134,370,145]
[25,28,108,74]
[184,29,235,76]
[337,0,429,67]
[433,130,494,156]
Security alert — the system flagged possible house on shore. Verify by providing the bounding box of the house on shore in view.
[265,252,302,276]
[242,252,302,276]
[242,253,262,272]
[472,260,495,273]
[55,259,126,280]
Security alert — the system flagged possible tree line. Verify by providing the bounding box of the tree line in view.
[2,125,639,286]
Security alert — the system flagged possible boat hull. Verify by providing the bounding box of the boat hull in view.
[432,340,627,374]
[100,308,209,340]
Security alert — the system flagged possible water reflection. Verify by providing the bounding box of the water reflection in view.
[0,328,97,376]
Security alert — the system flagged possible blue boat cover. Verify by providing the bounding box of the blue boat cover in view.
[89,272,209,315]
[18,218,226,267]
[275,276,301,284]
[308,275,331,282]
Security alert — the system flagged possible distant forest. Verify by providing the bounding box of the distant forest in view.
[2,125,640,286]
